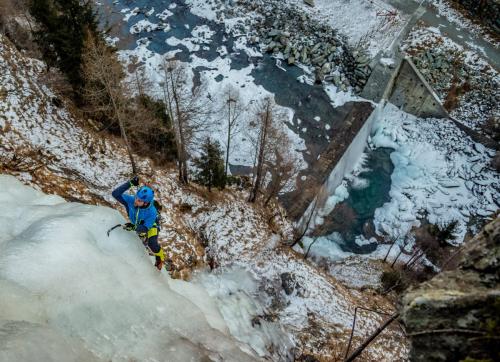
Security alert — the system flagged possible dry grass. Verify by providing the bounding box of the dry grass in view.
[443,78,471,111]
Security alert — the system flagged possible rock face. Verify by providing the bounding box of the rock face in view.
[402,217,500,362]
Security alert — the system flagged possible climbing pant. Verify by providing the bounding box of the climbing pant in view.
[141,225,165,264]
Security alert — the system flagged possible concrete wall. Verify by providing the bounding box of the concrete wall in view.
[319,102,380,205]
[282,102,374,222]
[360,5,425,103]
[388,57,449,119]
[296,102,382,229]
[360,4,449,119]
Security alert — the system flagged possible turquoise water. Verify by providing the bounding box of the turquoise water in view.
[317,147,394,254]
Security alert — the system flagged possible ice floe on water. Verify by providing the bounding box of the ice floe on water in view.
[121,7,139,22]
[371,103,499,243]
[185,0,220,21]
[130,19,160,34]
[157,8,174,21]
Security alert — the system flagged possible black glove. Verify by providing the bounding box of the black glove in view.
[129,176,140,187]
[123,222,135,231]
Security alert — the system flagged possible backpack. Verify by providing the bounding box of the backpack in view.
[153,200,163,231]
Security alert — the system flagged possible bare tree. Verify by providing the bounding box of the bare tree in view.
[248,97,291,203]
[132,65,150,99]
[263,151,296,206]
[390,237,410,268]
[81,33,137,174]
[382,224,404,263]
[262,122,299,206]
[248,98,272,202]
[289,196,318,248]
[404,247,427,270]
[221,85,244,178]
[159,59,211,184]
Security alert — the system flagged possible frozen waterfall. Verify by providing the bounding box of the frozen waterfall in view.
[0,175,290,361]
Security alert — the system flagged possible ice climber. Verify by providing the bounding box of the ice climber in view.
[112,176,165,270]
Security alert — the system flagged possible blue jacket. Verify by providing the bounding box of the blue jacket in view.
[112,181,157,234]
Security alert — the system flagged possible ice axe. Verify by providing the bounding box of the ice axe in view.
[107,223,122,237]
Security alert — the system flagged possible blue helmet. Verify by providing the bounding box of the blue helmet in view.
[136,186,154,203]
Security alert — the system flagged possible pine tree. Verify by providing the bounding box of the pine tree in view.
[29,0,99,91]
[193,138,226,191]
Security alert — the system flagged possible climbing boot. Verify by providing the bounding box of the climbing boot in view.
[155,258,164,271]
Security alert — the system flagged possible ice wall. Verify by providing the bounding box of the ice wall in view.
[0,175,285,361]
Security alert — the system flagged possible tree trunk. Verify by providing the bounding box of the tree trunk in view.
[161,78,183,181]
[404,249,420,268]
[117,114,137,175]
[263,192,274,206]
[225,99,231,177]
[289,198,317,248]
[304,238,318,259]
[249,101,270,203]
[264,168,279,206]
[383,239,396,262]
[107,83,137,175]
[170,73,188,184]
[390,245,405,268]
[405,247,428,270]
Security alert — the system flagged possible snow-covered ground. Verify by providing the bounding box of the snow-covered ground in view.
[0,36,132,195]
[286,0,409,57]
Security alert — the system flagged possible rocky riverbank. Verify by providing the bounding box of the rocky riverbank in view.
[402,27,499,133]
[224,0,373,93]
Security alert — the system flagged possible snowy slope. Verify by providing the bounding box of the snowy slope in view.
[0,34,134,198]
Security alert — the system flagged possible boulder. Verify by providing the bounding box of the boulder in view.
[268,29,280,37]
[281,272,297,295]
